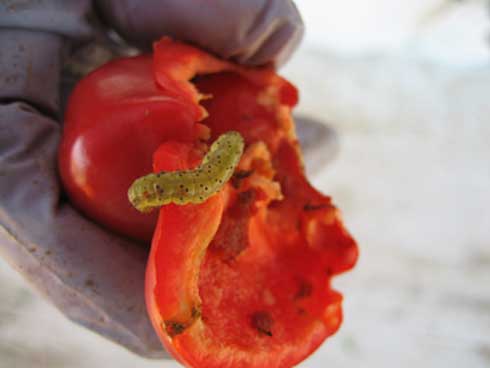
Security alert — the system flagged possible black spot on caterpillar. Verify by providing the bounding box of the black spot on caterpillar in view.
[128,131,244,212]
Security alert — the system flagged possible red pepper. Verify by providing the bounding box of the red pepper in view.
[60,38,358,367]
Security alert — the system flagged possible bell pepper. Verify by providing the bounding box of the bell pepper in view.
[60,38,358,368]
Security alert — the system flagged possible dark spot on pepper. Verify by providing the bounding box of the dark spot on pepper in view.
[240,113,253,121]
[296,218,302,231]
[238,190,254,204]
[164,305,200,338]
[191,305,201,319]
[304,203,332,211]
[235,170,253,179]
[164,321,186,337]
[231,170,253,189]
[251,311,273,336]
[295,280,313,299]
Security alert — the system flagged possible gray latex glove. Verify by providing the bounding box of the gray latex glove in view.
[0,0,303,359]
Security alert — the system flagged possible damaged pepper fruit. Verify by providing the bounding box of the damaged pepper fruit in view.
[59,38,358,367]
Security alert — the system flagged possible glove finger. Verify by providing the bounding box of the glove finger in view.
[0,1,93,40]
[0,30,63,115]
[96,0,303,66]
[0,102,166,358]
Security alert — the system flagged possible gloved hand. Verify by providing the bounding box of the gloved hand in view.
[0,0,303,358]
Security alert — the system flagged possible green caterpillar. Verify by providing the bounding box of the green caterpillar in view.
[128,131,244,212]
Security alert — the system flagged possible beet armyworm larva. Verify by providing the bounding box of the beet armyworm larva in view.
[128,131,244,212]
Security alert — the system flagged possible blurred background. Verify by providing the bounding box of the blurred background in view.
[1,0,489,367]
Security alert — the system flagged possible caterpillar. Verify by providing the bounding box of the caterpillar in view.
[128,131,244,212]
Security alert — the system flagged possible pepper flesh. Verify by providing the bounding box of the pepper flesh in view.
[145,39,358,368]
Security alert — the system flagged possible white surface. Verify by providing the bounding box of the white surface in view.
[297,0,490,67]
